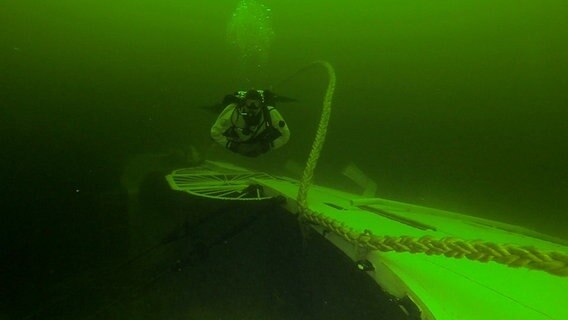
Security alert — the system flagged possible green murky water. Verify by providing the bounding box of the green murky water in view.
[1,1,566,318]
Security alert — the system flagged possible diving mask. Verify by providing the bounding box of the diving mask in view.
[239,99,262,116]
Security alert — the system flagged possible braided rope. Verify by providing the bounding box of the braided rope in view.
[296,61,336,210]
[302,209,568,277]
[294,61,568,277]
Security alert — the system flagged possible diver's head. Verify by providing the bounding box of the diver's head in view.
[238,90,264,125]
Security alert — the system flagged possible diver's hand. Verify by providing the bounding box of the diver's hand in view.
[227,141,269,157]
[240,142,269,157]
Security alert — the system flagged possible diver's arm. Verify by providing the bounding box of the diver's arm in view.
[268,109,290,150]
[210,104,236,148]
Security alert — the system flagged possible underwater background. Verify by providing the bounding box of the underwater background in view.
[1,0,567,319]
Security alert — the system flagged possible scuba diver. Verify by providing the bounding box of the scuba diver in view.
[210,89,290,157]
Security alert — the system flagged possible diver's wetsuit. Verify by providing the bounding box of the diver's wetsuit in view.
[210,103,290,157]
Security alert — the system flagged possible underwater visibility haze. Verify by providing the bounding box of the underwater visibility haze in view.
[1,0,567,319]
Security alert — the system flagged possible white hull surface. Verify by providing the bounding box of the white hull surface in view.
[167,160,568,320]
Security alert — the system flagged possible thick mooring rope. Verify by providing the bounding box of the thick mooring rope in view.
[294,61,568,277]
[296,60,336,210]
[304,210,568,277]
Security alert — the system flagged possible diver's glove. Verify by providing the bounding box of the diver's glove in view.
[227,141,269,157]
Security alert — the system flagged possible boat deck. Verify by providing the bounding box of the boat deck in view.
[167,161,568,320]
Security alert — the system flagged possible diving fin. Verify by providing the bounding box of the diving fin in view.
[262,89,297,105]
